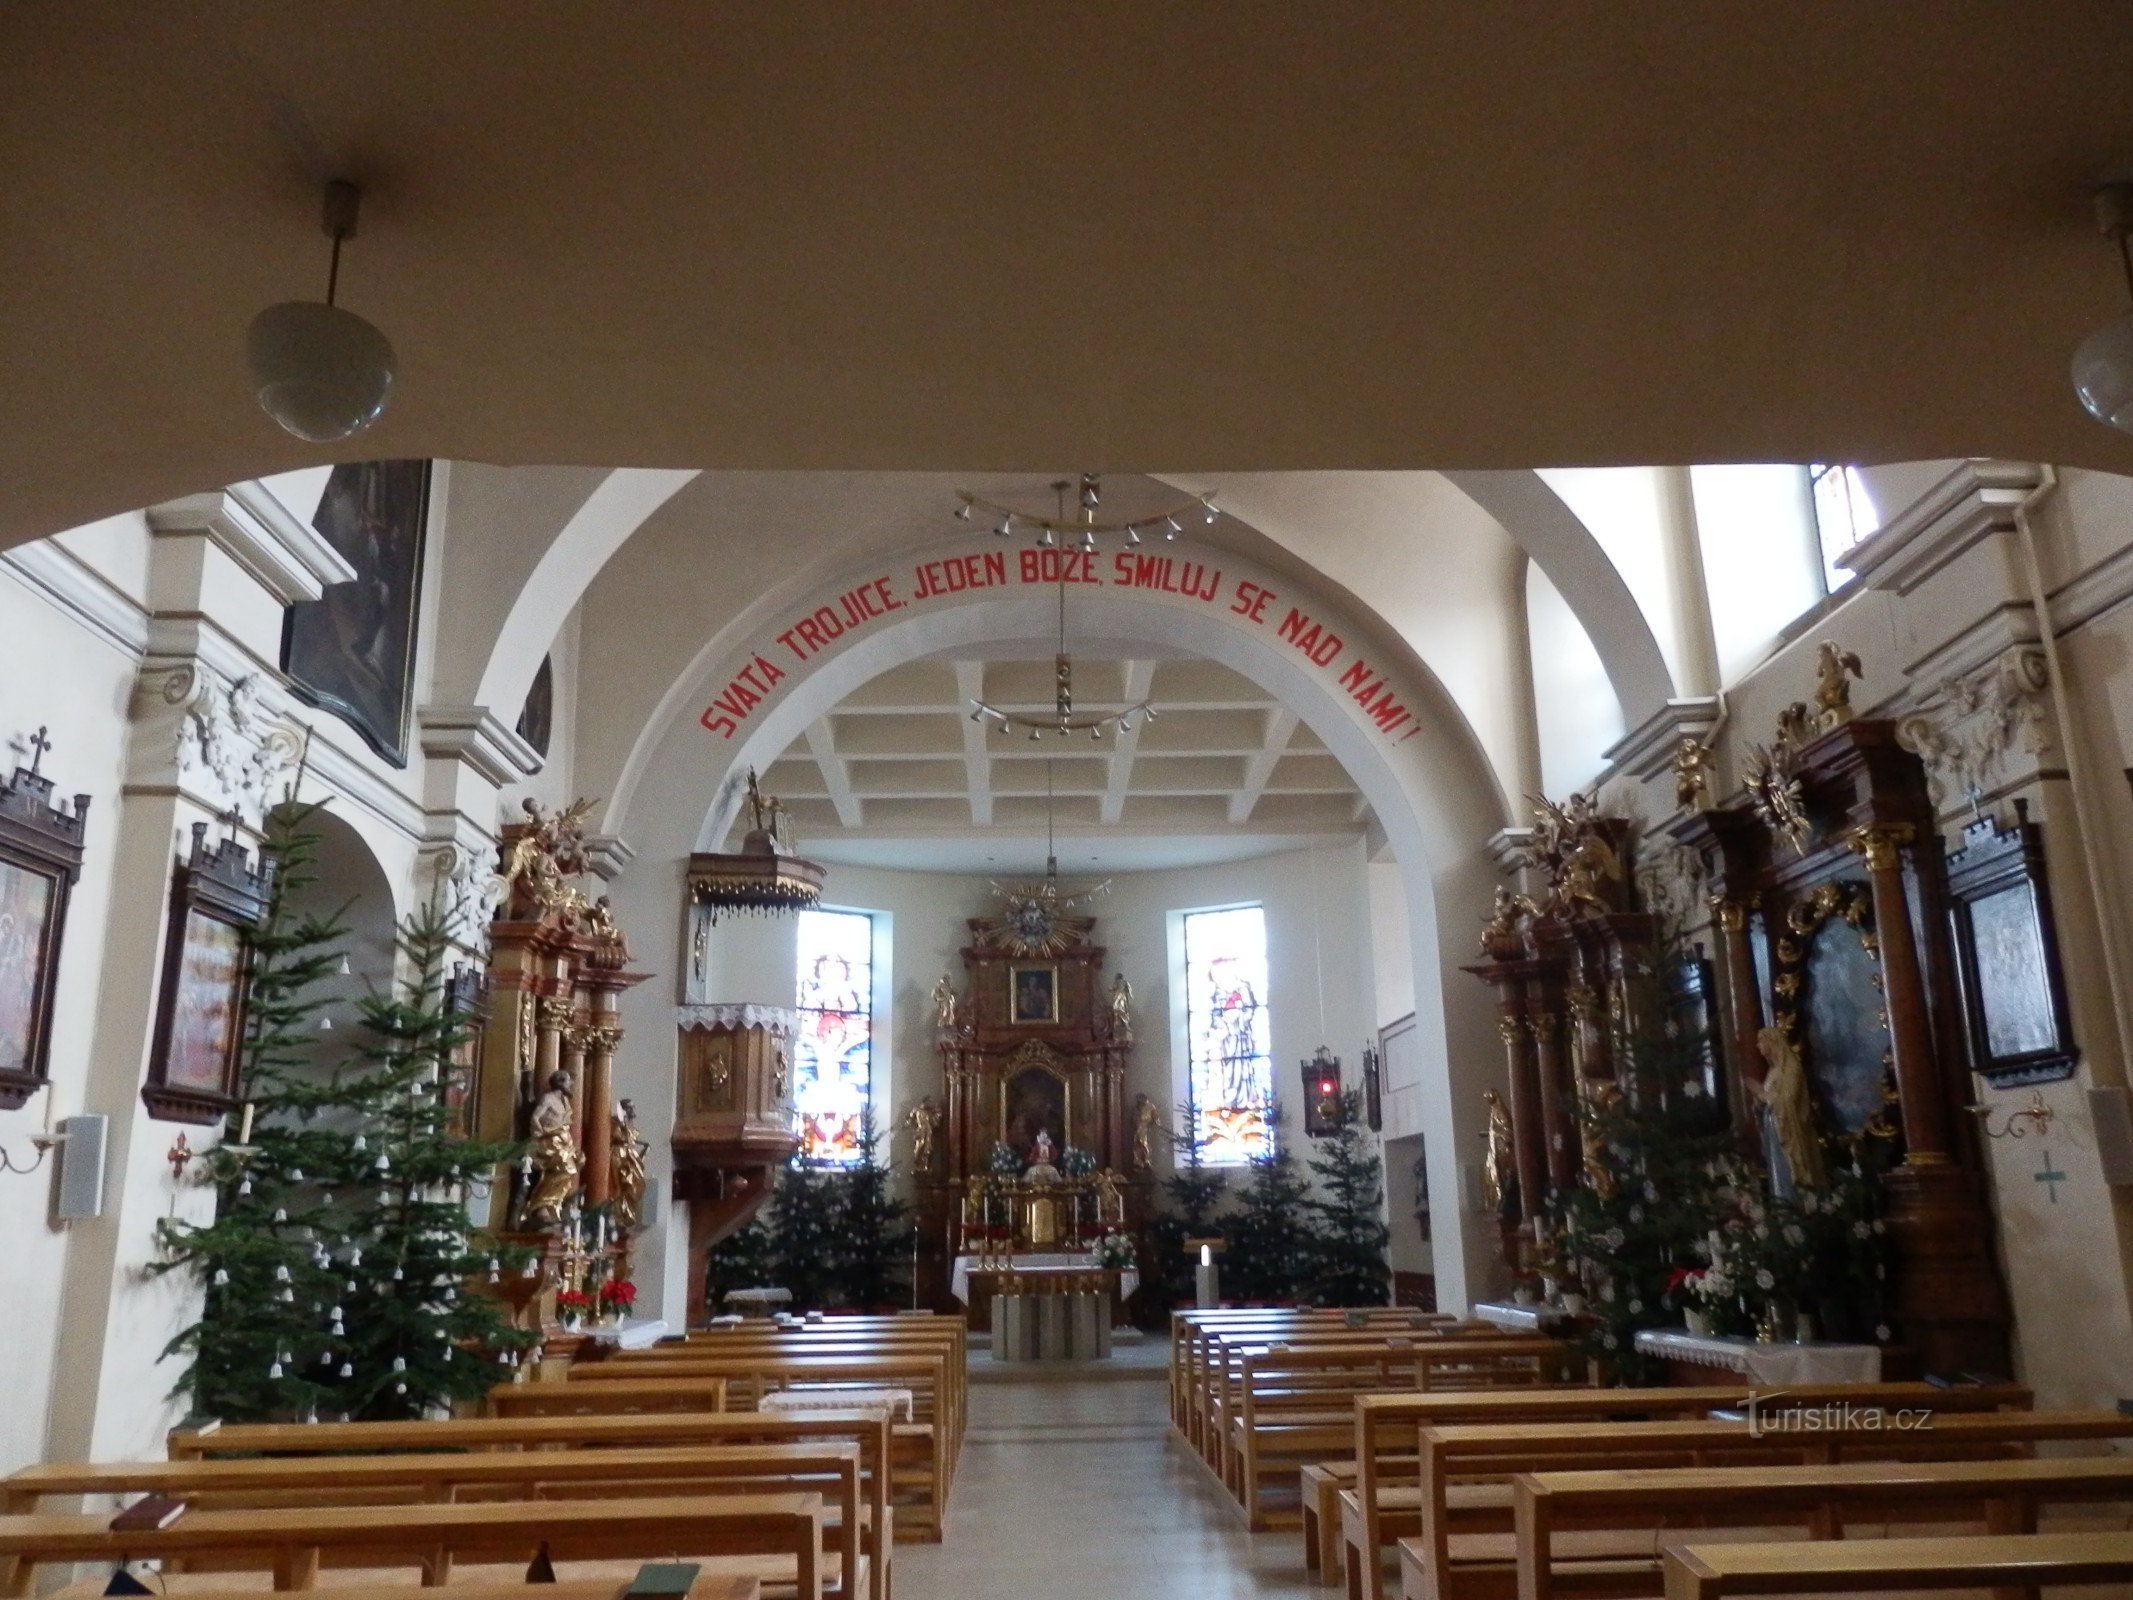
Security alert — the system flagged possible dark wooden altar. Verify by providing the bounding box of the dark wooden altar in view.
[1468,680,2013,1377]
[910,887,1154,1315]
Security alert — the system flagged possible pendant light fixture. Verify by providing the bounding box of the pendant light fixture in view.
[247,179,397,443]
[2073,180,2133,433]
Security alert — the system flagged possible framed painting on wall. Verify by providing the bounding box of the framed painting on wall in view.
[143,822,271,1124]
[1007,962,1059,1025]
[1947,803,2077,1087]
[0,740,91,1110]
[281,459,431,767]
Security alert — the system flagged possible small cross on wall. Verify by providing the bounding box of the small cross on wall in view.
[2035,1149,2069,1205]
[24,726,52,777]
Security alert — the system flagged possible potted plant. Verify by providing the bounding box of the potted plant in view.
[597,1278,637,1327]
[555,1288,592,1332]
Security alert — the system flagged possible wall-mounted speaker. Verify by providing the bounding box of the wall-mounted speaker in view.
[2090,1087,2133,1186]
[54,1113,107,1220]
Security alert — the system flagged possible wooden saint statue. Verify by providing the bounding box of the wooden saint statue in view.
[523,1068,581,1226]
[610,1096,650,1233]
[1753,1023,1828,1190]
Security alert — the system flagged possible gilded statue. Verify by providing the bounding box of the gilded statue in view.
[1131,1093,1161,1171]
[609,1096,650,1234]
[1672,737,1715,812]
[1753,1023,1828,1190]
[905,1096,941,1174]
[497,797,596,919]
[1813,641,1864,731]
[1478,885,1537,956]
[1578,1076,1622,1196]
[1527,791,1621,914]
[1108,972,1134,1039]
[1481,1089,1517,1221]
[1743,739,1811,855]
[744,768,793,850]
[522,1068,582,1227]
[1093,1167,1126,1226]
[930,974,958,1037]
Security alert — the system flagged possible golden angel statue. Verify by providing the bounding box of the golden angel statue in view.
[1672,737,1715,812]
[1108,972,1134,1039]
[522,1068,582,1227]
[1481,1089,1517,1220]
[1813,641,1864,731]
[905,1096,941,1175]
[930,974,959,1037]
[496,797,597,918]
[610,1096,650,1234]
[1753,1023,1828,1190]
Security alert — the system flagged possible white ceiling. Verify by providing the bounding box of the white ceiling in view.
[748,651,1373,874]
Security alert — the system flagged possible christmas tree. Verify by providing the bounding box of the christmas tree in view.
[765,1161,842,1311]
[1147,1100,1228,1307]
[832,1104,913,1310]
[1307,1087,1390,1305]
[1221,1100,1317,1304]
[702,1210,780,1314]
[155,809,536,1421]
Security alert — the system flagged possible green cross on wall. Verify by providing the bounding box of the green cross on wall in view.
[2035,1150,2069,1204]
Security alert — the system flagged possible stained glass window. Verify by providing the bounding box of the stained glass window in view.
[794,908,874,1166]
[1809,463,1881,593]
[1184,904,1273,1164]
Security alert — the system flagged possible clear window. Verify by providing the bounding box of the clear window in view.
[793,908,874,1166]
[1183,904,1274,1164]
[1809,463,1881,593]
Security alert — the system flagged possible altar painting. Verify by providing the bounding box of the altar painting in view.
[0,860,54,1077]
[793,907,873,1165]
[1002,1059,1068,1157]
[1184,904,1272,1162]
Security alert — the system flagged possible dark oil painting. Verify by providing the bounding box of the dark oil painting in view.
[282,460,431,766]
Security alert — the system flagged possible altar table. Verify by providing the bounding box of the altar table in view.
[949,1254,1138,1332]
[1634,1327,1883,1385]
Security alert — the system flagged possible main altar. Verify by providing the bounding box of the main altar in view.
[908,877,1158,1329]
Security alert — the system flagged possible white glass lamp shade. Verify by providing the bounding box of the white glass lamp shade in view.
[2072,311,2133,433]
[246,300,396,442]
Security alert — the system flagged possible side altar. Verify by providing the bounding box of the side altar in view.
[909,877,1159,1327]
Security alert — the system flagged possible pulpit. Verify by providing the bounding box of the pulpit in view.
[910,878,1155,1324]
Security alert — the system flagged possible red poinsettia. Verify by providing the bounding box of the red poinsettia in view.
[555,1288,594,1313]
[598,1279,637,1311]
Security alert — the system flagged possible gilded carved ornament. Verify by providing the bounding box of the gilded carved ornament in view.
[1848,822,1914,875]
[1813,641,1864,731]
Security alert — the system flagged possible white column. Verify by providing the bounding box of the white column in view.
[1655,467,1722,698]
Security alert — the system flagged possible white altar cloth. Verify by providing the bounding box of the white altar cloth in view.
[576,1317,671,1351]
[1634,1327,1882,1384]
[760,1385,914,1420]
[950,1252,1139,1305]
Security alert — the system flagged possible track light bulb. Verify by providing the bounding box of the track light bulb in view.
[955,502,973,522]
[995,517,1013,538]
[1164,516,1181,538]
[1125,525,1142,545]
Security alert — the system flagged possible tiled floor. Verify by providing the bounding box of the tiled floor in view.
[900,1373,1315,1600]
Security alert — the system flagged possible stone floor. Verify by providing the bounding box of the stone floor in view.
[900,1371,1314,1600]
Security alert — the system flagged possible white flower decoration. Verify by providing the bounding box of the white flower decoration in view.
[1754,1268,1776,1290]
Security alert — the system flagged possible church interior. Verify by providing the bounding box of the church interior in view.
[12,8,2133,1599]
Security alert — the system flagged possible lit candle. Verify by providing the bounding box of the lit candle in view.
[238,1102,255,1146]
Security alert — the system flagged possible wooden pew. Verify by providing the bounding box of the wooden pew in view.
[7,1444,867,1600]
[0,1492,825,1598]
[1171,1311,1468,1444]
[544,1355,954,1543]
[1517,1454,2133,1600]
[1227,1340,1569,1529]
[1663,1530,2133,1600]
[49,1580,757,1600]
[168,1409,894,1600]
[1387,1403,2111,1600]
[488,1378,730,1417]
[1341,1382,2032,1600]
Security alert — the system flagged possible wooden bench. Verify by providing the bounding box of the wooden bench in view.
[547,1356,953,1543]
[1343,1382,2032,1600]
[1172,1312,1471,1446]
[0,1492,825,1598]
[48,1580,758,1600]
[1227,1340,1569,1529]
[168,1409,894,1600]
[1388,1404,2113,1600]
[8,1444,867,1600]
[1517,1454,2133,1600]
[1663,1530,2133,1599]
[489,1377,731,1417]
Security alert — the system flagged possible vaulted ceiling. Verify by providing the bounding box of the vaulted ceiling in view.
[755,652,1371,874]
[7,6,2133,551]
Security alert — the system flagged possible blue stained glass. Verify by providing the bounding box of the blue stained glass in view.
[794,908,873,1166]
[1184,905,1273,1164]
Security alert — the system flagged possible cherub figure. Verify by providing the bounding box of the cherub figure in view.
[1814,641,1865,731]
[1672,737,1715,812]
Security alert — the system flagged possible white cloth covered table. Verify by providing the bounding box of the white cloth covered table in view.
[759,1385,914,1420]
[575,1316,670,1350]
[1634,1327,1883,1384]
[948,1252,1139,1304]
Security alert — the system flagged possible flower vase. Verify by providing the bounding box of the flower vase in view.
[562,1315,581,1333]
[1683,1308,1711,1337]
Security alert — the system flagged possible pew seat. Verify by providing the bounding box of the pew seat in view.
[1663,1530,2133,1599]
